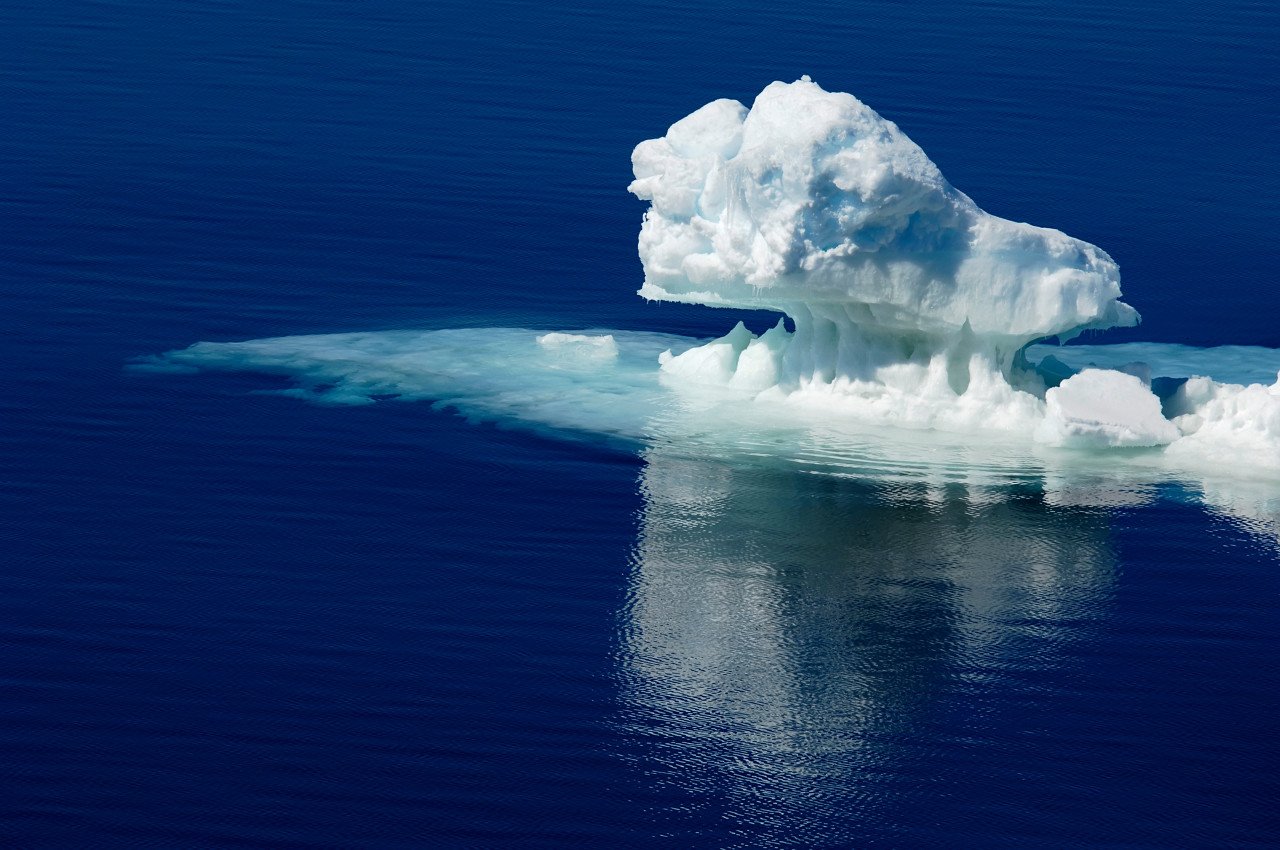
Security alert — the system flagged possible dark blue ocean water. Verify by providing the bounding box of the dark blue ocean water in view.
[2,0,1279,846]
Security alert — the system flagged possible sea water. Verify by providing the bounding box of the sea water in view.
[2,0,1278,846]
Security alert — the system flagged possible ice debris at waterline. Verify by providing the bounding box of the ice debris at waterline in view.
[139,78,1280,477]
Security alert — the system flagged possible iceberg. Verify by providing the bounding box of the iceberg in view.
[140,78,1280,487]
[631,77,1134,422]
[630,78,1135,341]
[630,78,1280,457]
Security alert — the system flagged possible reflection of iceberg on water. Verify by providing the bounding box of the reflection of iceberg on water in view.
[143,78,1280,481]
[615,448,1119,833]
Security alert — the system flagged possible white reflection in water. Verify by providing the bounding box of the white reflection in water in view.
[616,448,1122,836]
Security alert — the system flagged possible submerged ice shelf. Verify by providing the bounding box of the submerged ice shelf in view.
[143,78,1280,487]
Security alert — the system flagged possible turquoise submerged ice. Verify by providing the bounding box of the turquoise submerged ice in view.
[146,79,1280,478]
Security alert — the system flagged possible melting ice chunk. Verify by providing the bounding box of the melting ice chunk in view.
[536,332,619,361]
[1037,369,1180,448]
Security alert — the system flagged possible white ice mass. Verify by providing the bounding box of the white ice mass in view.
[627,78,1279,460]
[630,79,1135,340]
[142,78,1280,495]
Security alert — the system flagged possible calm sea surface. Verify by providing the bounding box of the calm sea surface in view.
[2,0,1278,846]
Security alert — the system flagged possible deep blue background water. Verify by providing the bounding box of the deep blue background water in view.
[2,0,1278,846]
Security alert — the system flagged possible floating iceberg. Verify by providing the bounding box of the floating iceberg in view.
[632,78,1131,435]
[141,78,1280,485]
[629,78,1279,458]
